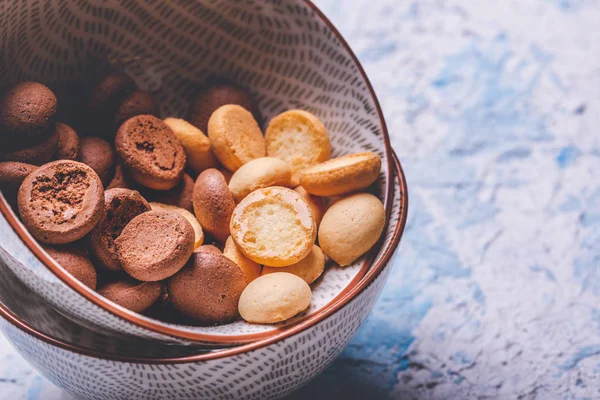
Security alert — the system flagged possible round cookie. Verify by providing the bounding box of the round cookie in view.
[265,110,331,185]
[115,210,195,281]
[43,245,97,289]
[293,185,326,227]
[163,118,219,175]
[142,173,194,212]
[55,122,80,161]
[97,280,163,313]
[89,188,151,272]
[2,125,59,165]
[114,90,159,129]
[192,169,235,242]
[189,84,260,134]
[0,82,57,141]
[318,193,385,266]
[228,157,292,203]
[223,236,261,283]
[238,272,311,324]
[262,245,325,285]
[0,161,38,204]
[167,252,247,324]
[88,72,135,111]
[79,137,115,186]
[207,105,265,172]
[299,152,382,197]
[230,186,316,267]
[149,202,204,249]
[115,115,186,190]
[18,160,104,244]
[194,245,221,254]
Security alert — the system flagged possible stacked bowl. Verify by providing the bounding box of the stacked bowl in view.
[0,1,408,399]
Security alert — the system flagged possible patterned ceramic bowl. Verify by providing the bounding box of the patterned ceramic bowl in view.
[0,154,407,400]
[0,0,406,345]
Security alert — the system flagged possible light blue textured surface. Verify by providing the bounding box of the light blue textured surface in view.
[2,0,600,398]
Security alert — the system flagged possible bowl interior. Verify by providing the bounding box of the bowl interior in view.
[0,0,394,342]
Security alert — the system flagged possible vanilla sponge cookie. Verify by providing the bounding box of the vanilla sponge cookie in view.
[163,118,219,174]
[228,157,292,203]
[293,185,326,227]
[230,186,315,267]
[299,152,381,197]
[223,236,261,283]
[207,105,265,171]
[238,272,311,324]
[262,244,325,285]
[318,193,385,266]
[265,110,330,185]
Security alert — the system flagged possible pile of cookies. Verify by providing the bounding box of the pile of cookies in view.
[0,74,386,325]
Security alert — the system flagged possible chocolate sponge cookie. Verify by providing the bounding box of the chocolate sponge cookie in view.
[115,210,194,281]
[89,188,151,272]
[97,280,163,313]
[114,90,159,129]
[79,137,115,185]
[115,115,186,190]
[88,72,135,111]
[43,245,97,289]
[0,82,57,142]
[0,161,38,205]
[2,125,59,165]
[55,122,80,161]
[17,160,104,244]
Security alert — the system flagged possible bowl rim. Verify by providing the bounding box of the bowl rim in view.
[0,151,408,364]
[0,0,401,345]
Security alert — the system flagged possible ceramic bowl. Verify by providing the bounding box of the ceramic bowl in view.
[0,0,405,345]
[0,154,407,400]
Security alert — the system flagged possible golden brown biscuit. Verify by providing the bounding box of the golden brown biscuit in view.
[97,280,163,313]
[207,105,265,172]
[192,169,235,242]
[43,245,97,290]
[167,252,247,324]
[238,272,311,324]
[318,193,385,266]
[299,152,382,196]
[115,210,195,281]
[149,202,204,249]
[293,185,326,228]
[230,187,315,267]
[228,157,292,203]
[163,118,219,175]
[265,110,331,185]
[223,236,261,283]
[262,245,325,285]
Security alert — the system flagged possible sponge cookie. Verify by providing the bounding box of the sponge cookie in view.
[79,137,115,185]
[299,152,382,197]
[192,169,235,242]
[115,210,194,281]
[18,160,104,244]
[167,252,247,324]
[0,161,38,205]
[238,272,311,324]
[262,244,325,285]
[293,185,325,227]
[318,193,385,266]
[0,82,57,141]
[208,105,265,172]
[2,125,59,165]
[55,122,80,161]
[43,245,97,290]
[189,84,260,134]
[97,280,162,313]
[163,118,219,175]
[230,187,316,267]
[265,110,330,185]
[114,90,159,129]
[89,188,151,272]
[223,236,261,283]
[228,157,292,203]
[149,202,204,249]
[115,115,186,190]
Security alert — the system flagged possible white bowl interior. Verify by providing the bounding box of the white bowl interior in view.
[0,0,393,341]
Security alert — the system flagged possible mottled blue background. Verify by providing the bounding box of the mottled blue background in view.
[1,0,599,399]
